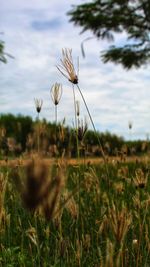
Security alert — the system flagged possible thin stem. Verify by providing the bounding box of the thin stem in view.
[55,105,58,126]
[55,105,58,147]
[72,85,77,130]
[76,84,106,160]
[37,113,40,154]
[55,105,57,154]
[72,84,79,159]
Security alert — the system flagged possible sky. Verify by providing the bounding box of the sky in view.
[0,0,150,140]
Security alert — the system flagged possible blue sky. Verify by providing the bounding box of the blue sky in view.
[0,0,150,140]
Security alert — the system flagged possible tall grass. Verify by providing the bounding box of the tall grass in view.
[1,159,150,266]
[1,48,150,267]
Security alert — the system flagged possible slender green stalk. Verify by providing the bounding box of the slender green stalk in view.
[37,113,40,154]
[55,105,57,147]
[72,85,77,130]
[76,84,106,161]
[34,215,41,267]
[55,105,58,126]
[72,84,81,241]
[72,84,79,159]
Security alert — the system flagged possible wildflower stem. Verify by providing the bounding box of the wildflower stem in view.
[55,105,57,147]
[37,113,40,154]
[72,85,77,130]
[76,84,106,160]
[55,105,57,126]
[72,85,79,159]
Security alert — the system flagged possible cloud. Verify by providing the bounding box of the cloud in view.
[31,18,62,31]
[0,0,150,140]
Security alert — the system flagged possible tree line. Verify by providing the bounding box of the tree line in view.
[0,113,149,158]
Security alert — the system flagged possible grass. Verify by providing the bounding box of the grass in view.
[1,158,150,267]
[1,48,149,267]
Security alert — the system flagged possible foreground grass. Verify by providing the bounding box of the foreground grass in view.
[0,158,150,267]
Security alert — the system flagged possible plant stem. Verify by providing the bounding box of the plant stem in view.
[37,113,40,154]
[72,84,79,159]
[55,105,57,147]
[55,105,58,126]
[76,84,106,161]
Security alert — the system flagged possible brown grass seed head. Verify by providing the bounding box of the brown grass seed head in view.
[76,100,80,117]
[128,121,133,130]
[57,48,78,84]
[133,168,148,189]
[51,82,62,106]
[77,118,88,142]
[23,160,50,211]
[34,98,43,113]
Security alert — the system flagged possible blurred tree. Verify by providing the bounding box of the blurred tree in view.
[0,113,147,156]
[0,114,33,151]
[68,0,150,69]
[0,40,7,63]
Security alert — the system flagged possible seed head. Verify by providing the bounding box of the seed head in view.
[77,118,88,142]
[133,168,148,189]
[23,160,50,211]
[76,100,80,117]
[51,83,62,106]
[34,98,43,113]
[57,48,78,84]
[108,203,132,244]
[128,121,133,130]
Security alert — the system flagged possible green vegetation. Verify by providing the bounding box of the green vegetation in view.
[0,113,149,158]
[0,45,149,267]
[1,159,150,266]
[68,0,150,69]
[0,39,7,63]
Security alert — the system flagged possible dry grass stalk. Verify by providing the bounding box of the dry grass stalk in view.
[99,239,114,267]
[76,100,80,117]
[34,98,43,114]
[57,48,78,84]
[133,192,142,210]
[107,202,132,244]
[23,160,50,211]
[58,119,66,144]
[76,239,82,266]
[59,238,70,258]
[64,190,78,219]
[113,182,124,194]
[82,234,91,251]
[133,168,148,189]
[77,118,88,142]
[117,166,129,180]
[145,224,150,253]
[26,226,38,247]
[84,167,100,195]
[51,82,62,106]
[0,172,8,231]
[12,159,62,220]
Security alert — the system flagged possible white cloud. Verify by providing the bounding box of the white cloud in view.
[0,0,150,140]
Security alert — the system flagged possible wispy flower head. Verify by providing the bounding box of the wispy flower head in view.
[77,118,88,142]
[128,121,133,130]
[34,98,43,113]
[133,168,148,189]
[57,48,78,84]
[76,100,80,117]
[51,83,62,106]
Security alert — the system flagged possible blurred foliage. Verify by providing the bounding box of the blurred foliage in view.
[68,0,150,69]
[0,113,149,157]
[0,40,7,63]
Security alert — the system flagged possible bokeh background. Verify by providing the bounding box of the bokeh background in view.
[1,0,150,140]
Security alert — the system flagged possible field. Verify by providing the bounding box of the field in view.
[1,48,150,267]
[1,155,150,267]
